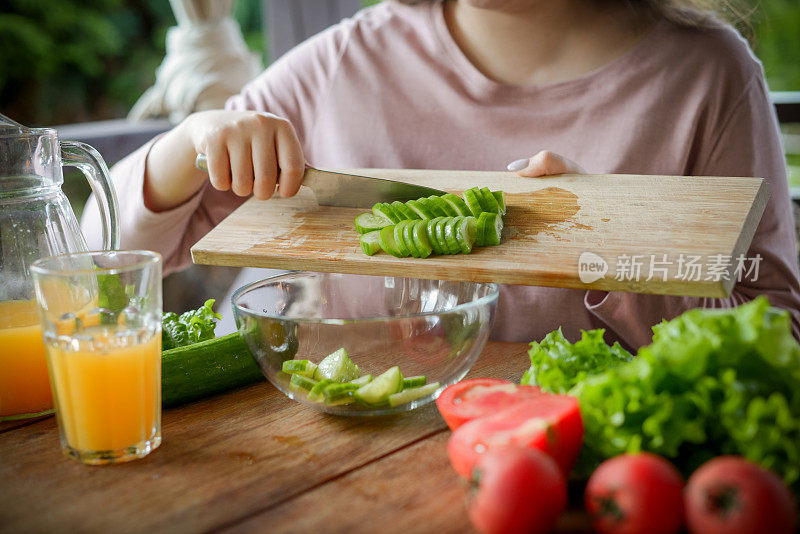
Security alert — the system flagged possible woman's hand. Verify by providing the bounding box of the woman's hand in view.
[144,110,305,212]
[506,150,585,177]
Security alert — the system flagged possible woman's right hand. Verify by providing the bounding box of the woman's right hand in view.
[144,110,306,212]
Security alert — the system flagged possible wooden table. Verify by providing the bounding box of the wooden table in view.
[0,342,593,534]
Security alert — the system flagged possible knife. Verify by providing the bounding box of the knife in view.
[195,153,446,209]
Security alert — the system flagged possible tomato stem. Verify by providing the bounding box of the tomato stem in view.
[705,485,739,518]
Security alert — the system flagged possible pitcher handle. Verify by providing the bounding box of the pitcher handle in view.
[60,141,121,251]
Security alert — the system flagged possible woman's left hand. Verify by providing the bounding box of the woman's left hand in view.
[507,150,585,177]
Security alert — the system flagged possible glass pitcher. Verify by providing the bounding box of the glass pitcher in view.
[0,113,120,420]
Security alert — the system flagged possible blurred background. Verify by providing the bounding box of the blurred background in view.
[0,0,798,309]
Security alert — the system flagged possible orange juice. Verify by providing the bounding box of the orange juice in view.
[46,327,161,453]
[0,300,52,418]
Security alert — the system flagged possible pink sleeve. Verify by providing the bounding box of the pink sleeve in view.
[586,75,800,347]
[81,20,352,274]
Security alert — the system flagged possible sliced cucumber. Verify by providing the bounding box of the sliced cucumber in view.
[353,366,403,406]
[355,212,393,234]
[282,359,318,378]
[388,382,441,408]
[392,201,419,221]
[393,221,412,257]
[378,226,404,258]
[432,196,458,217]
[412,220,433,258]
[443,217,462,254]
[308,378,336,401]
[322,383,359,404]
[290,373,318,392]
[351,374,372,386]
[424,196,448,217]
[455,216,478,254]
[402,376,427,389]
[407,199,434,220]
[435,218,451,254]
[426,218,441,255]
[360,232,382,256]
[492,191,507,215]
[479,187,501,214]
[314,348,361,382]
[373,203,401,223]
[442,193,472,217]
[481,212,504,246]
[463,188,484,218]
[417,197,443,218]
[403,220,422,258]
[476,212,488,247]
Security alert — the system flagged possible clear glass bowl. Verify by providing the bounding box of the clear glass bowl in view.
[232,272,499,416]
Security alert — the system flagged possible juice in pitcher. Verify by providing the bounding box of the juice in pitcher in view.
[0,299,53,419]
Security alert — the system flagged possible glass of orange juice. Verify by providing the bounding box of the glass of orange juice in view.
[31,250,162,465]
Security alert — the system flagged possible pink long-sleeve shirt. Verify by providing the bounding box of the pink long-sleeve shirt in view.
[83,0,800,350]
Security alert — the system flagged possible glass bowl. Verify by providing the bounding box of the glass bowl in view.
[232,272,499,416]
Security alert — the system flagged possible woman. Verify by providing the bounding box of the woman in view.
[83,0,800,349]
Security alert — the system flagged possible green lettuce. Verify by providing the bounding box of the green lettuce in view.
[524,297,800,487]
[162,299,222,350]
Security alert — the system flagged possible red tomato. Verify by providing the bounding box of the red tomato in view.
[585,453,684,534]
[469,447,567,534]
[447,394,582,478]
[684,456,798,534]
[435,378,543,430]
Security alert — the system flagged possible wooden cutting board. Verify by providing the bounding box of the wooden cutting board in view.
[191,169,769,298]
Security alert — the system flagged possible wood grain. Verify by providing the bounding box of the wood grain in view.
[0,342,529,534]
[191,169,769,298]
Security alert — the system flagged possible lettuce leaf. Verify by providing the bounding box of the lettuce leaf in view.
[524,297,800,488]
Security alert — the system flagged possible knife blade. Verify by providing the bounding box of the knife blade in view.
[195,153,446,208]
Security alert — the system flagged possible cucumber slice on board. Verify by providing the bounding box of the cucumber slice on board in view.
[406,199,434,220]
[402,376,427,389]
[412,220,433,258]
[417,197,443,218]
[442,193,472,217]
[455,216,478,254]
[378,226,404,257]
[463,188,484,218]
[425,196,449,217]
[290,373,318,392]
[481,212,504,246]
[392,201,419,221]
[355,212,393,234]
[282,359,318,378]
[314,348,361,382]
[393,221,412,257]
[435,218,451,254]
[353,366,404,406]
[476,212,488,247]
[360,232,382,256]
[432,196,459,217]
[373,203,401,223]
[388,382,441,407]
[351,374,372,386]
[492,191,507,215]
[427,218,448,255]
[443,218,462,254]
[479,187,501,214]
[308,378,336,401]
[403,220,422,258]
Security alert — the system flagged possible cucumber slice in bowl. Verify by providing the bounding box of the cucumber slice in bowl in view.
[388,382,441,408]
[392,201,419,221]
[355,212,393,234]
[393,221,412,257]
[360,232,382,256]
[402,376,427,388]
[412,220,433,258]
[442,193,472,217]
[373,203,401,223]
[354,366,404,407]
[282,359,318,378]
[378,226,404,257]
[314,348,361,382]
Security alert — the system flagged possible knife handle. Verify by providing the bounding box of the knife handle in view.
[195,153,314,186]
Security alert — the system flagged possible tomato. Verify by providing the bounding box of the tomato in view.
[684,456,797,534]
[435,378,543,430]
[585,453,684,534]
[447,394,582,478]
[469,447,567,534]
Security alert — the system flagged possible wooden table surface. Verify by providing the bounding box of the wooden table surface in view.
[0,341,593,534]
